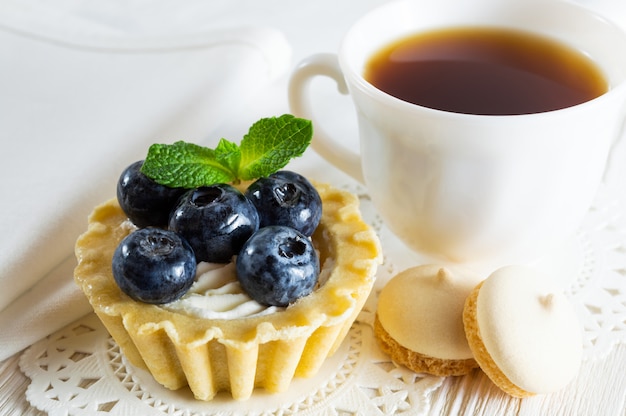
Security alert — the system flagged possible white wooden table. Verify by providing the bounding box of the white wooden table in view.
[2,324,625,415]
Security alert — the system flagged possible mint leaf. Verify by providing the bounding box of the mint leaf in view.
[238,114,313,180]
[215,138,241,176]
[141,141,236,188]
[140,115,313,188]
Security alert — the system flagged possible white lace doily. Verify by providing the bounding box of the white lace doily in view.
[19,183,626,415]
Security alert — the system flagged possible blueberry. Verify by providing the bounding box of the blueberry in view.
[245,170,322,236]
[236,225,319,307]
[169,184,259,263]
[112,228,196,304]
[117,160,186,228]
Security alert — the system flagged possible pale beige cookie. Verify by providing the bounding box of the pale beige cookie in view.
[375,265,482,376]
[463,265,582,397]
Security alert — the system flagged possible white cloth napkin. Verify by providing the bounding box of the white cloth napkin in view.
[0,0,291,360]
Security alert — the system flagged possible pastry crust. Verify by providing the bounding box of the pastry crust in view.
[74,182,381,400]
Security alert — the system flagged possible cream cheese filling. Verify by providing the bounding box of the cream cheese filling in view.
[164,256,334,320]
[163,262,282,319]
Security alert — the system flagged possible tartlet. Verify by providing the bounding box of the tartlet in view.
[74,182,381,400]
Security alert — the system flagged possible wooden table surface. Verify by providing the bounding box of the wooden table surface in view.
[2,335,625,415]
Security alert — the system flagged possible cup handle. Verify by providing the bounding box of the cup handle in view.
[288,53,364,183]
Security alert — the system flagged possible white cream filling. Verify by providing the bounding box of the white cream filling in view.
[164,262,282,319]
[164,256,334,320]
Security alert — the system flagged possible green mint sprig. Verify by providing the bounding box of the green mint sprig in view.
[140,114,313,188]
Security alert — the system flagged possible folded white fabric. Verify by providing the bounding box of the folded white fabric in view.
[0,0,291,360]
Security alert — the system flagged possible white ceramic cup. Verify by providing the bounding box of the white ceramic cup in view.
[289,0,626,266]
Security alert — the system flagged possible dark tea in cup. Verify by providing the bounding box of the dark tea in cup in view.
[289,0,626,264]
[364,27,607,115]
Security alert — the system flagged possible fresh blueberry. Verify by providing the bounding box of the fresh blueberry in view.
[236,225,319,307]
[117,160,186,228]
[112,228,196,304]
[245,170,322,236]
[169,184,259,263]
